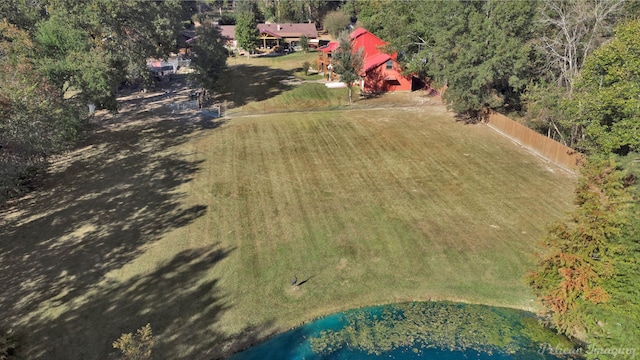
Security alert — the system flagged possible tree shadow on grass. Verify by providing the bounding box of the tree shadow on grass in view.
[19,243,276,359]
[214,64,295,108]
[0,99,233,358]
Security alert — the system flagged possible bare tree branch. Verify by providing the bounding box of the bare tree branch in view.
[537,0,623,95]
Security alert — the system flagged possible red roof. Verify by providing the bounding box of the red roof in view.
[350,27,369,40]
[319,41,339,53]
[361,53,392,74]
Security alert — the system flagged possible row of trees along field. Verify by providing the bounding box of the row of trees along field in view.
[0,0,348,203]
[0,1,232,202]
[352,0,640,352]
[2,0,640,351]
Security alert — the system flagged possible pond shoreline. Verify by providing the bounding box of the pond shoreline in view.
[225,299,580,360]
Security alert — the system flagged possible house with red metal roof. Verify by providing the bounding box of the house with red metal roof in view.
[318,28,416,93]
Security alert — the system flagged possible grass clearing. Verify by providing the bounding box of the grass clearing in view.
[179,106,575,357]
[0,55,577,359]
[230,51,318,71]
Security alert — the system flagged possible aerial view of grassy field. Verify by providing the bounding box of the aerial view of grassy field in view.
[0,52,577,359]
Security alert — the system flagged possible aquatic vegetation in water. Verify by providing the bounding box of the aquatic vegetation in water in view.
[309,301,577,357]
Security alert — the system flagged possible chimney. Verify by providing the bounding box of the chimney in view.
[277,24,281,31]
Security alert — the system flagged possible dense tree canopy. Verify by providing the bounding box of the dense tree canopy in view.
[564,19,640,155]
[535,0,624,95]
[1,20,82,199]
[189,24,228,91]
[9,0,185,111]
[356,0,537,120]
[1,0,189,200]
[260,0,330,23]
[523,0,629,151]
[524,12,640,354]
[528,156,639,351]
[0,0,44,30]
[323,10,351,38]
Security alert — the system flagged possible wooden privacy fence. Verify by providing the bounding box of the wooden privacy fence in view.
[487,112,584,171]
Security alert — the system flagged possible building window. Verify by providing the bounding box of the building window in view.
[386,60,393,70]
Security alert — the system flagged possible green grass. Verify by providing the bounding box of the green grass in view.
[224,82,349,115]
[231,51,318,70]
[0,56,577,359]
[217,52,334,114]
[167,106,574,357]
[184,108,575,318]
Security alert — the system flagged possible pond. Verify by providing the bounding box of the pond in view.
[230,301,580,359]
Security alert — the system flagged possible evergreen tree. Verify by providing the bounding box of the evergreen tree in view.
[528,157,630,336]
[357,0,537,120]
[0,0,45,30]
[112,323,154,360]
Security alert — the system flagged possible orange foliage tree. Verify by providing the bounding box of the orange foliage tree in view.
[527,157,629,336]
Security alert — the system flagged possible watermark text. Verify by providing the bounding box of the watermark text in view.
[538,343,636,358]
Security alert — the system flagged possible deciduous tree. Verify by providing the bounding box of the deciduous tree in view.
[235,0,259,55]
[298,35,310,53]
[563,19,640,155]
[190,24,228,91]
[536,0,624,95]
[1,20,84,200]
[1,0,188,200]
[24,0,184,111]
[332,31,363,105]
[323,10,351,38]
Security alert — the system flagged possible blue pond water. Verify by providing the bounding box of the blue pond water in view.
[231,302,571,360]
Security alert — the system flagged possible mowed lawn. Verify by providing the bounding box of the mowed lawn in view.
[155,105,576,357]
[0,55,577,359]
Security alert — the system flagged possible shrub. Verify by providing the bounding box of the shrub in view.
[0,329,19,360]
[323,11,351,38]
[112,323,154,360]
[299,35,310,53]
[302,61,311,76]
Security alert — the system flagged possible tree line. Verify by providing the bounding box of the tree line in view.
[0,1,221,201]
[0,0,348,204]
[2,0,639,352]
[349,0,640,156]
[350,0,639,354]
